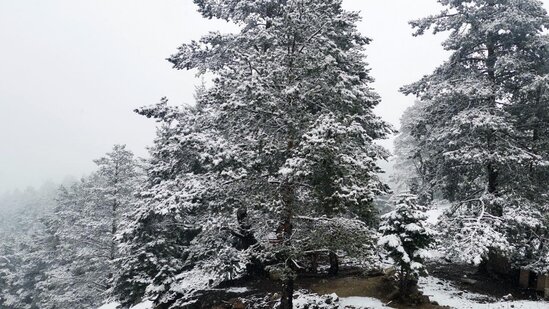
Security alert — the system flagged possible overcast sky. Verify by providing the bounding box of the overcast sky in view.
[1,0,547,193]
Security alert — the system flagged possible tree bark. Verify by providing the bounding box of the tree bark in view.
[328,251,339,276]
[487,163,498,195]
[277,176,295,308]
[280,276,294,309]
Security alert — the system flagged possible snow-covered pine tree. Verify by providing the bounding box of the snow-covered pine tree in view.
[170,0,391,225]
[35,145,140,309]
[115,0,391,308]
[114,99,241,307]
[0,186,57,309]
[94,144,140,263]
[400,0,549,270]
[378,194,434,298]
[392,100,434,202]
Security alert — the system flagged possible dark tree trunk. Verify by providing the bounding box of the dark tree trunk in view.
[280,277,294,309]
[486,164,502,216]
[310,252,319,274]
[277,180,294,240]
[277,179,295,308]
[328,251,339,276]
[487,164,498,195]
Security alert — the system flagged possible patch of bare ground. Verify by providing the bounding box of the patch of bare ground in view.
[426,262,543,301]
[298,269,447,308]
[212,267,448,308]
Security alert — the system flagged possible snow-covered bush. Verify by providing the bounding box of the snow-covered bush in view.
[378,194,435,295]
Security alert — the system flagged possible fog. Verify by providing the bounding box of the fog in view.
[1,0,546,194]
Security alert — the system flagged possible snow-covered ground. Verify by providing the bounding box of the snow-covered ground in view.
[339,296,388,308]
[293,290,389,309]
[293,276,549,309]
[420,276,549,309]
[425,200,451,226]
[98,276,549,309]
[97,300,153,309]
[97,303,119,309]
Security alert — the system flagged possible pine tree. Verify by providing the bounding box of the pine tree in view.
[392,100,433,202]
[400,0,549,269]
[115,0,391,307]
[114,100,234,307]
[33,145,140,308]
[93,144,140,264]
[0,186,57,309]
[378,195,434,299]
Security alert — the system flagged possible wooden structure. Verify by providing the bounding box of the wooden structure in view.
[519,269,530,289]
[302,249,339,275]
[537,274,549,299]
[519,269,549,299]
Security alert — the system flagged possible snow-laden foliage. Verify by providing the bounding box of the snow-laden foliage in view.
[440,195,549,271]
[392,100,433,203]
[398,0,549,272]
[37,145,140,309]
[378,195,434,294]
[0,145,141,309]
[0,186,57,309]
[114,0,391,307]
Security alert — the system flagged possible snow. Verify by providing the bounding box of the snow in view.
[292,291,389,309]
[378,234,401,248]
[292,291,339,308]
[97,303,119,309]
[96,300,153,309]
[130,300,154,309]
[425,201,451,226]
[339,296,388,308]
[226,287,249,293]
[420,276,549,309]
[98,279,549,309]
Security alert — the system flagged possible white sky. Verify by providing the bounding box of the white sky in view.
[1,0,547,193]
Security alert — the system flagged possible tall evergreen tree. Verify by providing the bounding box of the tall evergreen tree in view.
[392,100,434,202]
[0,186,57,309]
[115,0,391,308]
[400,0,549,270]
[35,145,140,308]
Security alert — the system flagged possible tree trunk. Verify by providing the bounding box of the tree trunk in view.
[487,164,498,195]
[276,180,294,241]
[485,32,501,214]
[111,200,118,261]
[280,277,294,309]
[328,251,339,276]
[486,164,502,216]
[277,179,295,307]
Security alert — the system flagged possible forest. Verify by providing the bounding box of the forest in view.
[1,0,549,308]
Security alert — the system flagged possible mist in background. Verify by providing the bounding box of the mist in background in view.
[2,0,545,194]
